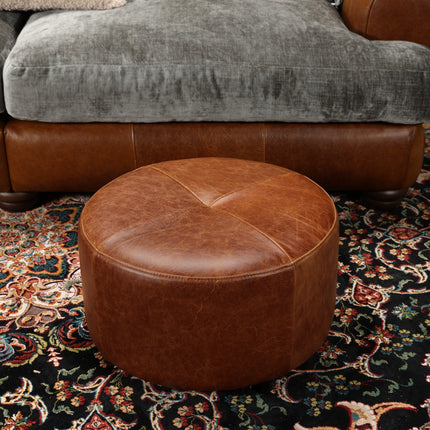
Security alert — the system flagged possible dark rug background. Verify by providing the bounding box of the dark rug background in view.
[0,125,429,430]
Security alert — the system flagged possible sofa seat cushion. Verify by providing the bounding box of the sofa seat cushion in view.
[0,0,126,11]
[0,12,27,113]
[3,0,430,123]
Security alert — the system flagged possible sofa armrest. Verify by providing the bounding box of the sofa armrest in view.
[341,0,430,48]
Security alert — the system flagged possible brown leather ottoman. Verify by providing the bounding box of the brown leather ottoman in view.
[78,157,339,390]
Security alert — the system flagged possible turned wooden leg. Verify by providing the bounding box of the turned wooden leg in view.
[361,188,408,210]
[0,192,40,212]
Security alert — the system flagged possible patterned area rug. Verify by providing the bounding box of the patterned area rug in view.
[0,126,429,430]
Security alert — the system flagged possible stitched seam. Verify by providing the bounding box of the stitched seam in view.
[149,165,208,206]
[7,63,428,73]
[215,207,293,260]
[93,246,294,281]
[146,167,328,255]
[366,0,377,34]
[99,207,197,250]
[216,205,331,260]
[291,255,297,363]
[209,171,293,206]
[131,124,137,169]
[135,167,295,260]
[81,215,338,282]
[263,123,267,163]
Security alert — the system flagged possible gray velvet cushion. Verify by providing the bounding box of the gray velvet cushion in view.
[3,0,430,123]
[0,11,27,113]
[0,0,126,11]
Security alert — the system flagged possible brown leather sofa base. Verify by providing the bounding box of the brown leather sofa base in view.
[0,120,10,192]
[1,120,424,210]
[78,158,339,390]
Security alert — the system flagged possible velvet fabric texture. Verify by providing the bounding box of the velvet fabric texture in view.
[0,0,126,10]
[3,0,430,123]
[0,12,27,113]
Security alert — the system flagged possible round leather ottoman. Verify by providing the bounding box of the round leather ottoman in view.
[78,157,339,391]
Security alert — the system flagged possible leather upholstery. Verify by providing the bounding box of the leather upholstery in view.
[133,122,266,166]
[265,123,424,190]
[341,0,430,47]
[4,121,135,192]
[79,157,339,390]
[4,120,424,194]
[0,120,11,192]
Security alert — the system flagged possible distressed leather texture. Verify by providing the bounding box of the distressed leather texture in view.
[3,120,424,194]
[79,157,339,390]
[341,0,430,47]
[0,120,10,191]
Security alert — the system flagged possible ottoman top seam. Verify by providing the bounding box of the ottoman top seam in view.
[149,164,298,208]
[214,207,293,262]
[149,165,208,206]
[79,219,338,282]
[97,209,294,267]
[208,171,297,207]
[88,242,294,280]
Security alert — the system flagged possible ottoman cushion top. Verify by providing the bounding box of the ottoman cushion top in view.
[80,157,337,278]
[4,0,430,124]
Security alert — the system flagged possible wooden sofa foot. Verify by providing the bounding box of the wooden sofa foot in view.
[0,192,40,212]
[361,189,408,210]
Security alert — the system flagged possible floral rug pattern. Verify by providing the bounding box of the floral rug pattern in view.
[0,125,429,429]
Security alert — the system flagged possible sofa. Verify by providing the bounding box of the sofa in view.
[0,0,429,211]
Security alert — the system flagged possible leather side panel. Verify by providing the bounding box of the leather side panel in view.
[342,0,430,47]
[133,123,265,165]
[366,0,430,47]
[341,0,374,38]
[292,218,339,368]
[0,119,11,192]
[3,120,424,193]
[265,123,424,191]
[5,120,136,192]
[404,125,425,186]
